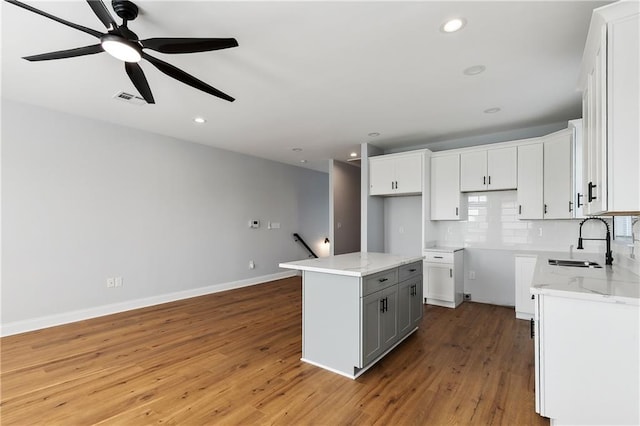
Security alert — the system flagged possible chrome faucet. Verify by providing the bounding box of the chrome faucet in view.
[577,217,613,265]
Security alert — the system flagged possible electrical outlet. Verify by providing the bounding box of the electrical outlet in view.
[115,277,123,287]
[107,278,115,288]
[249,260,255,269]
[469,271,476,280]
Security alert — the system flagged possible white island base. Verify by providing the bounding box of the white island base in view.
[280,252,424,379]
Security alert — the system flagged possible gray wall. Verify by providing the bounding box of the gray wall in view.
[383,196,422,256]
[331,160,360,255]
[1,100,329,334]
[361,143,384,252]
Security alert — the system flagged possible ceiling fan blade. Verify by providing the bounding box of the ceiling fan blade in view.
[4,0,103,38]
[140,38,238,54]
[142,52,234,102]
[86,0,118,30]
[124,62,155,104]
[23,44,104,62]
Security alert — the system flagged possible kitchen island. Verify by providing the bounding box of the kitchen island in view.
[280,252,423,379]
[529,252,639,425]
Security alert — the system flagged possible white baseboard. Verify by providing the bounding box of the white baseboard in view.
[1,271,299,337]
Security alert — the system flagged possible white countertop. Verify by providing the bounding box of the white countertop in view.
[423,245,464,253]
[528,251,640,305]
[279,252,424,277]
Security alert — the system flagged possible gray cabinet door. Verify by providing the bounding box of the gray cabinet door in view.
[381,286,398,348]
[362,291,383,366]
[398,280,413,336]
[399,278,423,336]
[410,277,423,329]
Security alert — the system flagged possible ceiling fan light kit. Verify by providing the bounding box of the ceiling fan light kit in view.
[5,0,238,104]
[101,34,141,62]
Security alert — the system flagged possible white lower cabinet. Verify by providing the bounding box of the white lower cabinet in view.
[514,255,536,320]
[534,292,639,424]
[423,248,464,308]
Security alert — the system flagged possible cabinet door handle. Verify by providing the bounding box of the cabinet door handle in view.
[455,207,459,216]
[544,204,548,214]
[588,182,597,201]
[380,299,385,312]
[378,278,388,283]
[434,256,443,259]
[488,176,491,185]
[395,181,398,189]
[577,193,583,208]
[449,268,453,278]
[409,268,416,272]
[569,201,573,212]
[384,297,388,312]
[483,176,486,185]
[530,318,535,339]
[518,205,522,215]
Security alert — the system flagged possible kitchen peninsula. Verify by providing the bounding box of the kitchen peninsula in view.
[280,252,423,379]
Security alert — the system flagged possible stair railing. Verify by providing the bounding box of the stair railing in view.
[293,233,318,258]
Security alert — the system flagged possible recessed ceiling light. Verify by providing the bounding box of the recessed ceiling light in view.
[463,65,486,76]
[441,18,466,33]
[193,117,206,124]
[292,147,303,152]
[350,152,358,157]
[484,107,501,114]
[368,132,380,137]
[300,159,307,163]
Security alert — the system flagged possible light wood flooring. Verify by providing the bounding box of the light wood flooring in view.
[1,276,549,425]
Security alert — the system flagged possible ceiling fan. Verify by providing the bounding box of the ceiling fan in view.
[5,0,238,103]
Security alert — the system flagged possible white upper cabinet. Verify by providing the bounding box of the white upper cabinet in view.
[569,119,586,218]
[369,152,422,196]
[460,147,517,192]
[517,130,574,220]
[543,130,573,219]
[579,2,640,215]
[459,151,486,192]
[517,143,544,220]
[431,154,466,221]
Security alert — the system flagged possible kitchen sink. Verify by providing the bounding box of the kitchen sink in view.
[548,259,602,268]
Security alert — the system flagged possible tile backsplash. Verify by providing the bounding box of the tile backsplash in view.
[431,190,612,253]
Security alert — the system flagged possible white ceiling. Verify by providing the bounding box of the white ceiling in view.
[1,1,610,172]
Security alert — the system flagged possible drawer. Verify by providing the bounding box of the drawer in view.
[362,268,398,297]
[399,261,422,281]
[423,251,454,264]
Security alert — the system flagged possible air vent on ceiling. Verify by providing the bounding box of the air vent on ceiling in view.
[113,91,147,106]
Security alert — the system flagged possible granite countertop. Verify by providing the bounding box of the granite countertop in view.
[279,252,424,277]
[528,251,640,305]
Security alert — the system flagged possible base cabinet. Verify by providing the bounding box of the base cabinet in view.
[534,293,639,424]
[300,259,423,379]
[423,249,464,308]
[514,255,536,320]
[398,277,423,336]
[362,286,398,366]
